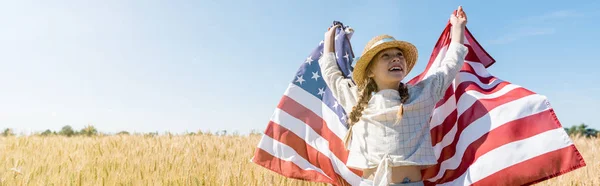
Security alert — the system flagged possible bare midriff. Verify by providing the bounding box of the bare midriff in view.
[361,165,423,183]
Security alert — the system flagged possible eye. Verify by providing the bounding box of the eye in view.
[381,53,389,59]
[396,52,403,57]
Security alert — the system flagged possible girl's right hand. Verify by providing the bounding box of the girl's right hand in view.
[323,25,341,54]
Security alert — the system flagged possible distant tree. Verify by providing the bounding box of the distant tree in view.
[249,129,262,136]
[41,129,54,136]
[59,125,75,137]
[80,125,98,136]
[2,128,15,137]
[116,131,130,135]
[566,123,598,138]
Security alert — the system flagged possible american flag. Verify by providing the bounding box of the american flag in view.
[252,20,586,186]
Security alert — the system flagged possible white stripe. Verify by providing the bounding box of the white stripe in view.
[465,61,491,78]
[284,83,347,140]
[429,94,456,129]
[437,128,574,185]
[255,134,331,179]
[428,94,551,181]
[271,108,362,184]
[456,84,522,116]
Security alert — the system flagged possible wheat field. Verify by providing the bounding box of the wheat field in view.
[0,134,596,185]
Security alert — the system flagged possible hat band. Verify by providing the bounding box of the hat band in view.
[369,38,395,50]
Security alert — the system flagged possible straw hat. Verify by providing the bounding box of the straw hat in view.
[352,35,418,87]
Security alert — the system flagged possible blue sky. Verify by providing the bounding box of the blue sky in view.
[0,0,598,135]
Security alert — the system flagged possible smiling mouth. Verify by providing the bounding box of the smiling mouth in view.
[388,67,404,72]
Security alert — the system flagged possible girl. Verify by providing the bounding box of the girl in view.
[318,6,469,186]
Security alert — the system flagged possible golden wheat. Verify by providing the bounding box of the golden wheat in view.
[0,134,596,185]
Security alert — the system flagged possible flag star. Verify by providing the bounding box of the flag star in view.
[319,40,324,46]
[335,34,341,41]
[305,56,313,65]
[317,87,325,97]
[341,113,347,122]
[336,53,339,60]
[344,52,349,61]
[332,101,339,110]
[296,75,305,85]
[311,71,320,81]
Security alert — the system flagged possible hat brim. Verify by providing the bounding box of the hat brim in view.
[352,40,418,87]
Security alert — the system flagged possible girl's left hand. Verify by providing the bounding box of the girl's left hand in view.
[450,6,467,27]
[323,25,341,54]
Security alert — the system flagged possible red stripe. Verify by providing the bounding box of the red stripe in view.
[430,109,457,146]
[430,80,519,145]
[424,109,562,183]
[252,148,334,184]
[473,145,586,186]
[263,121,344,184]
[277,96,350,163]
[424,87,535,179]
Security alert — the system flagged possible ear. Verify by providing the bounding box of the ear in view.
[367,69,375,78]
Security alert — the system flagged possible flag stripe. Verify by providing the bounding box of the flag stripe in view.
[463,61,492,78]
[277,95,349,162]
[284,84,348,142]
[429,94,456,130]
[472,145,586,186]
[425,109,561,182]
[270,108,362,183]
[428,94,551,181]
[253,135,332,182]
[435,128,574,185]
[263,120,341,184]
[252,148,333,184]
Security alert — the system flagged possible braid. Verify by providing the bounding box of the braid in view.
[395,82,410,124]
[398,82,410,103]
[343,78,377,149]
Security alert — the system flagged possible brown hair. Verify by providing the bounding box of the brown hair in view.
[343,74,411,149]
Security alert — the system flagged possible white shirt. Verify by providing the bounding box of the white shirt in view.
[318,42,468,186]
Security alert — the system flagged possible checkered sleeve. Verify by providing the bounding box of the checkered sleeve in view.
[428,42,468,101]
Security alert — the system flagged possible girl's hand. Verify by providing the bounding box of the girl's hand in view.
[450,6,467,28]
[323,25,341,54]
[450,6,467,44]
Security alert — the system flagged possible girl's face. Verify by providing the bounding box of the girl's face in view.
[368,47,407,89]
